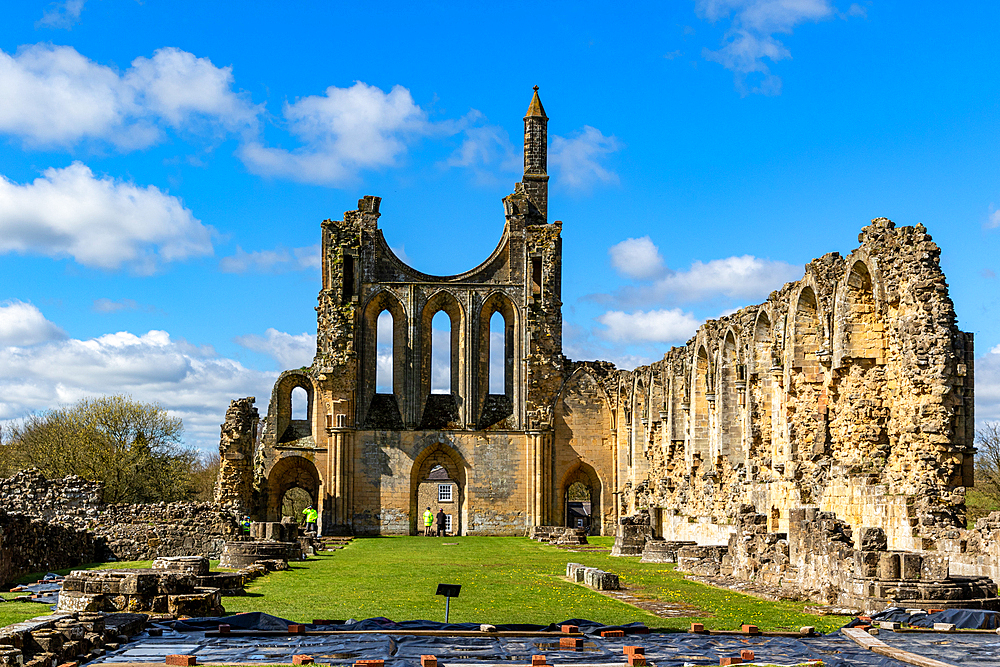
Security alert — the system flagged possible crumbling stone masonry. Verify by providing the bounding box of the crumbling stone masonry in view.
[217,87,977,609]
[0,469,241,587]
[237,89,615,537]
[612,219,975,551]
[214,396,260,516]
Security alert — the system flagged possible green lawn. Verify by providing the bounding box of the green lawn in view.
[225,536,847,633]
[2,537,849,633]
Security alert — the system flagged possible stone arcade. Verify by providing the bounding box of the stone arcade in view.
[217,89,983,603]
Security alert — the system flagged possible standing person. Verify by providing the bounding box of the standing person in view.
[435,508,447,537]
[241,515,251,540]
[302,505,318,533]
[423,507,434,536]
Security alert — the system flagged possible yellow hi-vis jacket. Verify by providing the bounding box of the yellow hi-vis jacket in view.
[303,507,318,523]
[423,510,434,527]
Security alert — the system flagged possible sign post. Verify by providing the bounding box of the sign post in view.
[435,584,461,623]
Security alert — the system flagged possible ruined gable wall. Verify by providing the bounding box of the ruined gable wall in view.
[596,219,974,550]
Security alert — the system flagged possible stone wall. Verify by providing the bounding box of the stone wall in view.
[92,502,240,561]
[0,508,96,587]
[0,470,241,585]
[596,219,974,551]
[0,469,103,523]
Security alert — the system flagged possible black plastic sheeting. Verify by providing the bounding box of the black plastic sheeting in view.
[878,632,1000,666]
[844,607,1000,630]
[173,615,652,636]
[13,576,62,605]
[90,615,916,667]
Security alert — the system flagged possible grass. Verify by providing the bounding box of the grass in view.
[2,537,850,633]
[224,536,848,633]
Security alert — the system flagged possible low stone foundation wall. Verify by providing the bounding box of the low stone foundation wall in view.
[566,563,620,590]
[673,505,1000,612]
[0,611,147,667]
[677,545,729,575]
[57,569,224,617]
[640,540,696,563]
[610,522,652,557]
[218,541,296,569]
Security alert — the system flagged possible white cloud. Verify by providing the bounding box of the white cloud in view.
[549,126,620,189]
[609,236,665,280]
[0,44,256,148]
[240,82,429,186]
[219,244,319,274]
[599,251,799,307]
[988,206,1000,229]
[0,162,213,273]
[445,122,521,184]
[695,0,837,95]
[0,327,276,451]
[37,0,86,29]
[597,308,701,344]
[234,328,315,369]
[0,300,65,346]
[977,348,1000,424]
[651,254,799,302]
[125,48,259,136]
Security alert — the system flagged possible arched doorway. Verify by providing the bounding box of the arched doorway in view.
[560,463,601,535]
[266,455,320,522]
[409,444,467,536]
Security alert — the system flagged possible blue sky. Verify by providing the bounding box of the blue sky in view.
[0,0,998,450]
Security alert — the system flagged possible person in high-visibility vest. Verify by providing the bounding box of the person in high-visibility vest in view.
[423,506,434,536]
[302,505,318,534]
[241,516,251,540]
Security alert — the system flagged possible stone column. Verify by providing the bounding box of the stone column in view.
[529,430,543,525]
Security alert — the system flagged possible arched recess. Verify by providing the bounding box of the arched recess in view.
[273,372,315,446]
[834,259,885,367]
[362,290,408,428]
[478,292,519,429]
[409,443,468,535]
[690,345,712,468]
[631,377,647,468]
[559,462,602,535]
[419,290,464,429]
[788,285,826,459]
[553,367,614,534]
[718,330,742,464]
[749,311,773,460]
[791,286,825,382]
[266,455,320,521]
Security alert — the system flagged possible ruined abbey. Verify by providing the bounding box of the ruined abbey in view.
[214,88,977,560]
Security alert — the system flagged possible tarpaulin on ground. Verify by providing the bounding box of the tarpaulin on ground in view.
[844,607,1000,630]
[94,615,921,667]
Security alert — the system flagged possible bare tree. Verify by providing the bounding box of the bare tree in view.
[975,422,1000,507]
[2,395,198,503]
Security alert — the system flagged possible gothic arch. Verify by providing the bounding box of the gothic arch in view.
[789,284,826,382]
[690,344,712,468]
[558,461,602,534]
[718,329,742,463]
[477,291,520,429]
[833,255,885,367]
[749,310,774,460]
[265,455,321,522]
[409,442,469,535]
[361,290,409,427]
[272,371,315,446]
[419,290,465,427]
